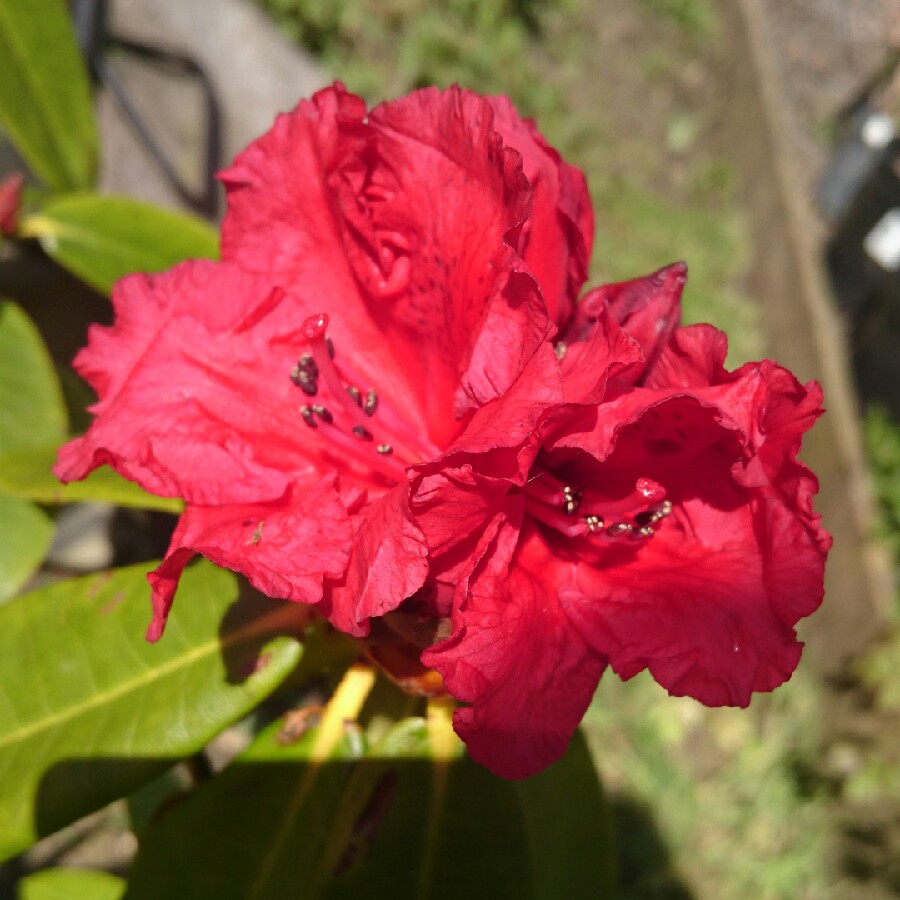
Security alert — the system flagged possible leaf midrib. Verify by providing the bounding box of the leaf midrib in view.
[0,605,295,753]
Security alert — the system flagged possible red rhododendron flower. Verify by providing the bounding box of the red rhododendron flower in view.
[55,83,830,780]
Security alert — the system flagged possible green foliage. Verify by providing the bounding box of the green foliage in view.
[0,0,98,189]
[0,302,67,455]
[126,697,614,899]
[863,405,900,571]
[21,195,220,295]
[587,669,831,898]
[0,561,303,860]
[19,868,125,900]
[0,301,66,599]
[0,494,53,602]
[0,446,183,513]
[259,0,570,119]
[635,0,715,36]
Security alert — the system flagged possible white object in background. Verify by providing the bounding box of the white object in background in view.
[864,207,900,272]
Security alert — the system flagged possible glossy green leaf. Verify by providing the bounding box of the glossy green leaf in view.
[0,561,304,861]
[126,686,615,899]
[0,0,98,189]
[19,868,125,900]
[0,493,53,601]
[0,445,182,513]
[0,301,66,454]
[21,195,219,294]
[0,301,66,597]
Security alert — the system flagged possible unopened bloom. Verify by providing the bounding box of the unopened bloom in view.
[55,84,830,779]
[0,172,23,237]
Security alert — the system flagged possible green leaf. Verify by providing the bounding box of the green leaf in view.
[0,561,304,861]
[0,445,182,513]
[19,868,125,900]
[0,0,98,189]
[21,195,219,295]
[0,493,54,601]
[0,301,67,597]
[0,301,66,454]
[125,684,615,899]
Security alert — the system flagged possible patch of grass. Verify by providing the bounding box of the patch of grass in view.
[259,0,573,115]
[863,406,900,575]
[636,0,715,37]
[586,669,832,899]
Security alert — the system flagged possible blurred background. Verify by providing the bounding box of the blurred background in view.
[2,0,899,896]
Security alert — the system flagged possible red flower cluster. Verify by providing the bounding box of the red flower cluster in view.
[55,84,830,779]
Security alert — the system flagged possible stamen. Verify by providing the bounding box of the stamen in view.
[563,485,583,516]
[298,353,318,378]
[290,367,319,396]
[526,499,590,538]
[605,522,633,538]
[291,313,442,479]
[634,500,673,527]
[524,470,673,545]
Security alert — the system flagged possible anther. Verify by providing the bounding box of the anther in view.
[585,515,604,533]
[352,425,373,442]
[363,389,379,417]
[376,444,393,455]
[606,522,633,538]
[326,337,335,359]
[290,368,319,396]
[562,485,583,516]
[631,525,655,540]
[297,353,318,378]
[555,342,568,361]
[299,406,317,428]
[311,404,333,423]
[347,386,362,407]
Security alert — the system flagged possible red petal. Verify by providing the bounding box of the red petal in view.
[561,490,824,706]
[221,84,556,446]
[365,87,551,435]
[146,478,352,641]
[54,260,336,504]
[220,84,429,437]
[572,263,686,384]
[423,509,607,779]
[323,484,429,636]
[440,341,562,474]
[488,96,593,328]
[557,305,643,404]
[642,322,729,390]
